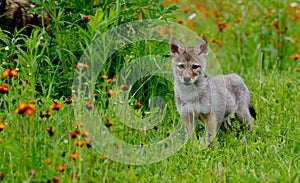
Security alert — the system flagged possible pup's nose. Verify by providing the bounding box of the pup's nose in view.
[183,77,191,83]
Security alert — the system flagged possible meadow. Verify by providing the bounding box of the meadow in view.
[0,0,299,182]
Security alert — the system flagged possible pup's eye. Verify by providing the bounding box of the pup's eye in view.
[192,65,200,70]
[177,64,184,69]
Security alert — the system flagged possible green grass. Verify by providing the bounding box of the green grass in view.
[0,0,300,182]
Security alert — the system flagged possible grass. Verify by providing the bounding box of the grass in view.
[0,0,300,182]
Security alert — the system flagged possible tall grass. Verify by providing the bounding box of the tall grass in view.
[0,0,299,182]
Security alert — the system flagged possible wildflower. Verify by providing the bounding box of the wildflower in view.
[106,78,116,84]
[234,17,243,24]
[45,159,51,164]
[39,110,46,118]
[93,93,99,99]
[52,176,60,183]
[0,172,6,181]
[107,89,115,97]
[57,165,66,172]
[82,130,90,138]
[204,10,210,16]
[49,102,63,111]
[98,155,105,160]
[217,21,228,32]
[120,83,128,91]
[182,7,189,13]
[30,169,36,176]
[177,19,183,24]
[214,11,221,17]
[70,130,80,139]
[74,122,85,128]
[197,6,204,11]
[74,140,90,147]
[45,110,52,118]
[266,13,273,18]
[291,54,299,60]
[295,67,300,72]
[135,101,142,108]
[100,74,108,79]
[272,20,279,29]
[105,118,115,128]
[186,20,194,28]
[15,103,35,117]
[65,96,72,104]
[2,68,18,78]
[75,63,89,71]
[0,123,6,132]
[45,127,54,137]
[163,140,168,148]
[85,15,91,22]
[85,102,93,110]
[86,141,92,148]
[0,84,9,94]
[69,152,79,160]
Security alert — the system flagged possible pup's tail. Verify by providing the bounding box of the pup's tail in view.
[249,104,256,120]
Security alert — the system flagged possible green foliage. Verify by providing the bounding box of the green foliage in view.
[0,0,299,182]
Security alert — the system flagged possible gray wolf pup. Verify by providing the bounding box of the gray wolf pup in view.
[170,35,256,145]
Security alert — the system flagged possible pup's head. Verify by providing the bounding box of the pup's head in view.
[170,35,208,85]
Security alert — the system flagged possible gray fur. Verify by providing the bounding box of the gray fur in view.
[170,36,255,145]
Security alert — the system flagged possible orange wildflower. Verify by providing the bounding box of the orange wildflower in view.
[45,159,51,164]
[45,127,54,136]
[182,7,190,13]
[100,74,108,79]
[52,176,60,183]
[2,68,18,78]
[85,102,93,110]
[295,67,300,72]
[0,84,9,94]
[69,152,79,160]
[0,123,6,132]
[272,20,279,29]
[82,130,90,138]
[291,54,299,60]
[106,78,116,84]
[135,101,143,108]
[120,83,128,91]
[105,118,115,128]
[57,165,66,172]
[0,172,6,180]
[49,102,63,111]
[177,19,183,24]
[74,122,85,128]
[204,10,210,16]
[15,103,35,117]
[65,96,72,104]
[163,140,168,148]
[30,169,36,176]
[107,89,115,97]
[74,63,89,71]
[218,21,228,32]
[98,155,106,160]
[70,130,80,139]
[197,6,204,11]
[85,15,91,22]
[214,11,221,17]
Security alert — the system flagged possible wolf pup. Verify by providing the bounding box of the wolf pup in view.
[170,35,256,145]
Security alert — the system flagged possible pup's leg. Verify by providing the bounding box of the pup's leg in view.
[181,111,198,141]
[236,104,254,131]
[204,115,218,145]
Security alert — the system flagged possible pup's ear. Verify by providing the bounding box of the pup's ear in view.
[195,35,208,56]
[170,38,184,56]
